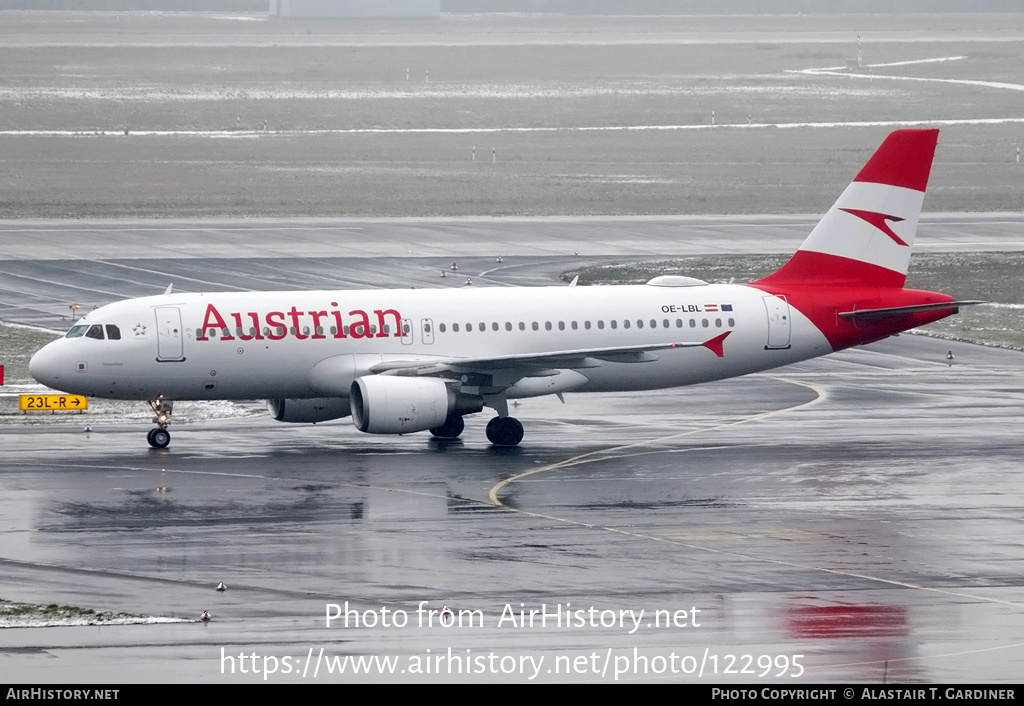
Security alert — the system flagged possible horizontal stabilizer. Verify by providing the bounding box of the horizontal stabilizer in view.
[838,301,984,321]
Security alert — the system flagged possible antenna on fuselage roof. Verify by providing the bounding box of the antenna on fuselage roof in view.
[569,275,579,287]
[164,284,173,295]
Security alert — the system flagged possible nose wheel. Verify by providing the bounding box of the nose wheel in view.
[147,397,173,448]
[485,416,524,447]
[147,427,171,449]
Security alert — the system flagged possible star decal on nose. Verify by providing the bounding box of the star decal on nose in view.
[840,208,908,246]
[133,323,147,336]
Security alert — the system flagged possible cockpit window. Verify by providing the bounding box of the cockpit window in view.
[85,324,104,340]
[65,325,89,338]
[105,324,121,340]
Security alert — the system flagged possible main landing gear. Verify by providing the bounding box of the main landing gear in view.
[485,416,524,447]
[429,414,465,440]
[429,413,525,446]
[147,397,173,449]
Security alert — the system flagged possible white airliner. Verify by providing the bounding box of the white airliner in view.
[30,129,975,448]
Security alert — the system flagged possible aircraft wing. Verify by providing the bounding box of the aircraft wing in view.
[368,332,731,375]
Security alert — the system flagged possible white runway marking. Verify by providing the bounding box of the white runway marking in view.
[807,55,969,72]
[4,117,1024,140]
[794,54,1024,92]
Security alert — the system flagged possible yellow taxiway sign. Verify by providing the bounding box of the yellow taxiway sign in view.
[20,394,88,412]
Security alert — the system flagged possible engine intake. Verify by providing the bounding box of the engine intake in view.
[350,376,456,434]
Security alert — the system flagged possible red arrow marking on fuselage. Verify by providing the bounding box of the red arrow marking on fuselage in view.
[839,208,908,246]
[702,331,731,358]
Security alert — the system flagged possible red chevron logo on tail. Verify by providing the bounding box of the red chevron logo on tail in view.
[839,208,908,246]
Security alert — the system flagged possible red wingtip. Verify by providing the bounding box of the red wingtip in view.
[852,128,938,192]
[702,331,731,358]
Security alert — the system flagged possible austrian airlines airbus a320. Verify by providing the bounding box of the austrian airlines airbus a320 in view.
[30,129,974,448]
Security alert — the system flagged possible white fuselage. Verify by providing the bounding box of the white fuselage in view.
[29,282,830,402]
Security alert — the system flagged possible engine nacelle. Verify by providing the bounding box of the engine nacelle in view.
[267,397,350,424]
[350,376,454,434]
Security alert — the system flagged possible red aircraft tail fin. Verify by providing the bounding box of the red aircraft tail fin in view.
[754,129,938,290]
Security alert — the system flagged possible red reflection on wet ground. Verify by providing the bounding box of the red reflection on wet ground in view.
[787,604,908,639]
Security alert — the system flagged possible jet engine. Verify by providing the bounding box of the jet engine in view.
[350,376,472,434]
[267,397,350,424]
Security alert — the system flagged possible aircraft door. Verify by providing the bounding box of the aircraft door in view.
[762,295,792,350]
[421,318,435,345]
[155,306,186,361]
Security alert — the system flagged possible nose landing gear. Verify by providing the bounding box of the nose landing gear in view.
[147,397,173,448]
[147,427,171,448]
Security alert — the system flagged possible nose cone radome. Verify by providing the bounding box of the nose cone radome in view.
[29,341,65,389]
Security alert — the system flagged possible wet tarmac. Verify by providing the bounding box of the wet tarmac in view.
[1,218,1023,682]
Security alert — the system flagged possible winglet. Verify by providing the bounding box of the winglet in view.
[702,331,731,358]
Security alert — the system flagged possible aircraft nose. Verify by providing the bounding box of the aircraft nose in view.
[29,341,66,388]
